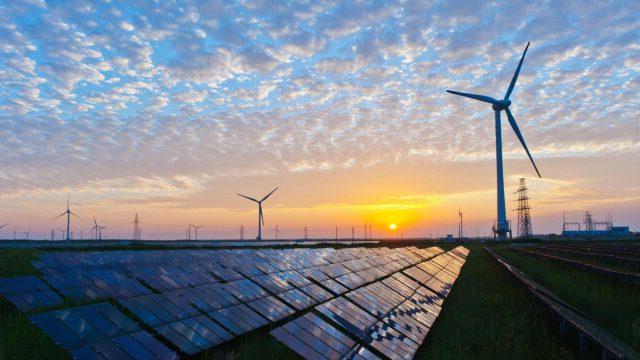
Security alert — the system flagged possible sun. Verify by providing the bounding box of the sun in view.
[389,223,397,231]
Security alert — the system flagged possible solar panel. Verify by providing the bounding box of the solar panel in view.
[319,279,348,296]
[5,290,64,312]
[0,275,50,294]
[208,304,268,335]
[316,297,377,339]
[130,330,179,360]
[270,312,356,359]
[276,288,316,311]
[11,245,467,359]
[362,320,421,360]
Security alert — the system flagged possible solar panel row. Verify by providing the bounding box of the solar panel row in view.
[2,245,448,359]
[28,302,178,359]
[270,246,469,360]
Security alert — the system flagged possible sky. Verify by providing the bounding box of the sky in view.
[0,0,639,240]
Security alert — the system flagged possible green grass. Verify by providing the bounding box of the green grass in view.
[416,244,575,359]
[494,245,640,352]
[519,245,640,273]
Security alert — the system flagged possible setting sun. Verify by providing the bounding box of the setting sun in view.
[389,223,397,231]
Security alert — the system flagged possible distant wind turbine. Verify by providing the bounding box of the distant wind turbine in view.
[191,224,203,241]
[53,194,79,240]
[447,42,541,241]
[91,218,105,240]
[272,224,281,240]
[237,187,278,240]
[58,229,65,240]
[23,230,31,240]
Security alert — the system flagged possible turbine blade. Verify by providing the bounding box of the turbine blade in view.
[70,211,81,220]
[504,42,530,100]
[446,90,497,104]
[52,212,66,220]
[261,187,279,202]
[505,108,541,178]
[237,193,259,202]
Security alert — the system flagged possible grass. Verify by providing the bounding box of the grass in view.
[416,244,575,359]
[494,245,640,352]
[518,245,640,273]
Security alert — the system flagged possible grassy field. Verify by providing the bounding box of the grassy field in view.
[515,245,640,273]
[494,245,640,352]
[0,243,607,359]
[416,244,574,359]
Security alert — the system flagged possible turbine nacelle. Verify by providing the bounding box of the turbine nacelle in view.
[492,99,511,111]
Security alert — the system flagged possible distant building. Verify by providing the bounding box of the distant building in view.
[562,211,631,237]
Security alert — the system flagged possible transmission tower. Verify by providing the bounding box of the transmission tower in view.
[514,178,533,237]
[132,213,141,240]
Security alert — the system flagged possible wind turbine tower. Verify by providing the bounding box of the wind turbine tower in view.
[237,187,278,240]
[191,224,203,241]
[53,194,78,241]
[447,42,542,240]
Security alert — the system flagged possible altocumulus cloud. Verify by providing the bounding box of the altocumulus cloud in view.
[0,0,638,198]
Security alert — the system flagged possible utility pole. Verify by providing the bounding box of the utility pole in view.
[458,208,464,239]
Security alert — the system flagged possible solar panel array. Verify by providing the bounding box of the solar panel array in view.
[271,246,469,359]
[0,245,468,360]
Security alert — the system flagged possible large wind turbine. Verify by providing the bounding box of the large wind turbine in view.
[237,187,278,240]
[53,194,79,240]
[447,42,541,241]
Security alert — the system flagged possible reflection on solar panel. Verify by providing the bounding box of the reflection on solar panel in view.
[271,246,469,360]
[0,244,468,359]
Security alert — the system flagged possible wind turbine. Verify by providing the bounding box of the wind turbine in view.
[237,187,278,240]
[91,218,105,240]
[53,194,79,240]
[272,224,281,240]
[191,224,203,241]
[58,229,65,240]
[23,230,31,240]
[447,42,541,241]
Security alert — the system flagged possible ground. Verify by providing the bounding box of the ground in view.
[0,241,638,359]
